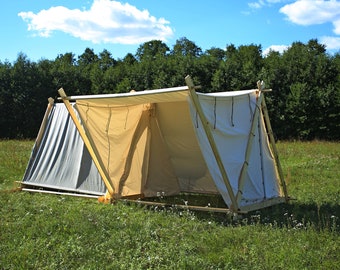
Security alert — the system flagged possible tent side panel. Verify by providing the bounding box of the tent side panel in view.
[188,91,282,207]
[22,103,106,195]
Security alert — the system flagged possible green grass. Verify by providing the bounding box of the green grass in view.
[0,140,339,269]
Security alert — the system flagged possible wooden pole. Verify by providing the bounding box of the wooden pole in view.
[235,92,264,205]
[185,75,239,211]
[22,187,101,199]
[35,97,54,150]
[261,97,289,201]
[58,88,115,199]
[123,199,244,213]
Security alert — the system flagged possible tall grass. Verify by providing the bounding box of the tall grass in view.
[278,141,339,205]
[0,140,339,269]
[0,140,32,190]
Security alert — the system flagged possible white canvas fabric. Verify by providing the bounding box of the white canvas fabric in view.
[188,91,281,207]
[22,103,106,195]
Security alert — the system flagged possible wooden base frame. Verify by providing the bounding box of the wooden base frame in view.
[20,182,287,214]
[239,197,288,212]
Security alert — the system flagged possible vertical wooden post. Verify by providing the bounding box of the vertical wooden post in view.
[261,97,289,201]
[185,75,239,211]
[235,92,264,205]
[58,88,115,199]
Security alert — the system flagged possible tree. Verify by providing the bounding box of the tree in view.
[9,53,45,137]
[51,53,77,92]
[259,50,287,138]
[280,39,339,139]
[98,49,117,71]
[123,53,137,66]
[212,44,263,91]
[77,48,98,66]
[136,40,169,62]
[171,37,202,57]
[194,50,224,92]
[0,60,13,137]
[205,47,226,61]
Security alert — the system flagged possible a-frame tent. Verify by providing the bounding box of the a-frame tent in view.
[21,76,288,212]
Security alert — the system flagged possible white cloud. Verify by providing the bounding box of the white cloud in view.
[280,1,340,52]
[335,18,340,34]
[280,0,340,30]
[18,0,174,44]
[320,36,340,50]
[248,0,284,10]
[266,0,283,3]
[263,45,289,55]
[248,1,263,9]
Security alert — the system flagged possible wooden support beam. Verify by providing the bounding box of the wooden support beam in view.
[123,199,246,214]
[185,75,239,211]
[235,92,264,205]
[261,97,289,201]
[58,88,115,198]
[35,97,54,150]
[22,188,101,199]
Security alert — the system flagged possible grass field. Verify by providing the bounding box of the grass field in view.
[0,140,339,269]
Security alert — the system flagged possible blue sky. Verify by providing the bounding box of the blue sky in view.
[2,0,340,62]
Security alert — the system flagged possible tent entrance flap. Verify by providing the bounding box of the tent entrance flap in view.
[75,102,181,198]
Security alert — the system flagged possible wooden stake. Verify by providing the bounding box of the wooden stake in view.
[185,75,239,211]
[58,88,115,198]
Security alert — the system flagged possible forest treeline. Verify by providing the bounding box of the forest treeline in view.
[0,37,339,140]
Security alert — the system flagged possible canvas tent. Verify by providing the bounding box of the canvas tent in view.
[22,76,288,212]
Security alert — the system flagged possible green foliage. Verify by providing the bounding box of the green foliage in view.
[0,140,339,269]
[261,40,340,140]
[136,40,170,61]
[0,38,339,139]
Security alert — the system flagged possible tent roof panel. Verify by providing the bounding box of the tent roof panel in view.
[61,86,258,107]
[200,89,256,97]
[66,86,190,106]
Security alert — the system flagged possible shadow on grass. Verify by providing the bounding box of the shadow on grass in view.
[136,194,340,232]
[233,202,339,231]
